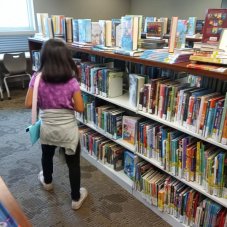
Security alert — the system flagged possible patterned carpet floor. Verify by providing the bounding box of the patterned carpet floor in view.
[0,89,170,227]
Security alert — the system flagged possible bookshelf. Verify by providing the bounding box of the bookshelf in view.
[28,37,227,226]
[28,37,227,80]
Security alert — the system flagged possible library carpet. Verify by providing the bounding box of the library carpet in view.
[0,89,170,227]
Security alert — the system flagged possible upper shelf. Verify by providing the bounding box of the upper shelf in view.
[28,38,227,80]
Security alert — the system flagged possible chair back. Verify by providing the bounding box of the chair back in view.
[3,53,27,75]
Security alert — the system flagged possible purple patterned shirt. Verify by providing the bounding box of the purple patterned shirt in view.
[29,73,80,110]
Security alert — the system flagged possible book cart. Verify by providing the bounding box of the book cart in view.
[28,37,227,227]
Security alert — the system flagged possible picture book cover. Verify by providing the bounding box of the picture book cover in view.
[146,22,163,38]
[99,20,106,46]
[202,8,227,44]
[78,19,91,43]
[0,202,18,227]
[124,151,137,179]
[176,20,188,49]
[121,16,139,51]
[91,22,101,45]
[144,17,157,33]
[187,17,197,36]
[72,19,79,42]
[196,19,204,34]
[122,116,140,145]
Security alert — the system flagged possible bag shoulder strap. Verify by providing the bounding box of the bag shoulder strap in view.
[32,72,42,124]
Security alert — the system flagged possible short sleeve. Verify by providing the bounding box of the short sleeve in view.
[29,73,37,88]
[71,78,80,94]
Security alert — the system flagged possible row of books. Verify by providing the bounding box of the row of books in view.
[76,92,227,198]
[78,123,227,226]
[36,14,141,52]
[130,74,227,144]
[137,119,227,198]
[35,14,201,57]
[190,50,227,65]
[78,95,142,146]
[143,16,202,37]
[134,160,227,226]
[77,92,227,198]
[78,61,124,98]
[140,48,193,63]
[79,125,139,179]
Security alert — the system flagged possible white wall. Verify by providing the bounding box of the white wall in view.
[33,0,130,21]
[130,0,222,19]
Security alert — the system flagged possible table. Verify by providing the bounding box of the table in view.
[0,176,32,227]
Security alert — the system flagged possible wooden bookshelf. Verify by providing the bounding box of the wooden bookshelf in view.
[28,37,227,80]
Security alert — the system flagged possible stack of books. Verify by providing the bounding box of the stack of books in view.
[140,49,193,63]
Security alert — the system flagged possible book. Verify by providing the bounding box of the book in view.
[124,151,137,179]
[121,15,139,51]
[72,19,79,42]
[187,17,197,36]
[91,22,101,45]
[146,22,164,39]
[52,15,65,38]
[169,17,178,53]
[122,116,141,145]
[129,74,145,108]
[78,19,92,43]
[112,19,121,46]
[144,17,157,33]
[65,17,73,43]
[44,17,54,39]
[218,28,227,52]
[107,70,124,98]
[105,20,112,47]
[36,13,48,36]
[176,20,188,49]
[202,8,227,44]
[115,23,122,47]
[113,48,144,57]
[159,17,168,35]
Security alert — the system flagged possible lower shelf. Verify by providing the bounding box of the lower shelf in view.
[81,151,133,194]
[81,151,185,227]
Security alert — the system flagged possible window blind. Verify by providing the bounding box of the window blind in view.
[0,35,31,53]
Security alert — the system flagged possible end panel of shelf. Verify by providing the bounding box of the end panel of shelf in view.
[81,151,133,194]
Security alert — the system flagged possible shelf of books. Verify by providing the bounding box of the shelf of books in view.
[79,125,188,227]
[136,152,227,208]
[29,10,227,223]
[71,46,227,80]
[77,110,227,207]
[76,117,136,152]
[80,87,137,113]
[81,150,133,193]
[132,190,187,227]
[80,87,227,151]
[28,36,227,80]
[138,111,227,151]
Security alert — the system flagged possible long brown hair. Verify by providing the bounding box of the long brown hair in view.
[39,39,77,83]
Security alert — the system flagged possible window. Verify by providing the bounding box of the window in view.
[0,0,35,53]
